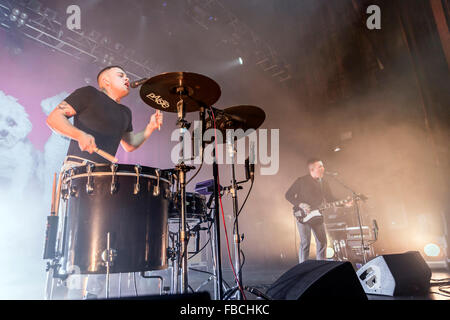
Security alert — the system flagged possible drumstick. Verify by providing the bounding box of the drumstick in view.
[50,173,56,215]
[157,110,161,131]
[94,147,119,163]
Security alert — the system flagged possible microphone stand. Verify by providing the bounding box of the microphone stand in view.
[226,138,244,300]
[327,174,369,265]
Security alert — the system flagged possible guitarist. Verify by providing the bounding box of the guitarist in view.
[285,158,350,263]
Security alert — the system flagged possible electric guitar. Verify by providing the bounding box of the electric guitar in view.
[294,198,352,225]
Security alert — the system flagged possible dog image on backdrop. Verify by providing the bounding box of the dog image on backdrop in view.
[0,90,38,199]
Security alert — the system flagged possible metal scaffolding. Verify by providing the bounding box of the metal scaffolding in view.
[184,0,292,83]
[1,0,292,84]
[0,0,159,81]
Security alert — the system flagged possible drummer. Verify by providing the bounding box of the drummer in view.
[46,65,163,164]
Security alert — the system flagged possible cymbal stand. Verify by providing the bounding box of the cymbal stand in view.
[203,106,224,300]
[174,89,194,294]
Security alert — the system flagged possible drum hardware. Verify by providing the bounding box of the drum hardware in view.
[210,125,225,300]
[175,161,195,294]
[153,168,161,196]
[225,138,245,300]
[173,97,191,295]
[206,105,264,300]
[85,163,95,195]
[62,168,75,200]
[164,187,171,199]
[140,273,165,295]
[101,232,117,299]
[167,235,180,294]
[110,163,118,194]
[43,173,59,260]
[204,105,266,144]
[140,72,221,295]
[133,165,142,195]
[69,185,78,198]
[44,258,62,300]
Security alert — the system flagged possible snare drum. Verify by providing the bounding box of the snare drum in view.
[59,163,172,274]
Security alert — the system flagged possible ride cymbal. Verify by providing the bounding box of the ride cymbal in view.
[205,105,266,142]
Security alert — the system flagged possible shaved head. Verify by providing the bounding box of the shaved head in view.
[96,65,130,102]
[97,65,125,88]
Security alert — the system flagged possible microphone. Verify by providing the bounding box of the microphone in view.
[325,171,338,176]
[130,77,149,88]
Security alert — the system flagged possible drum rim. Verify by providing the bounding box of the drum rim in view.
[63,163,173,174]
[63,172,171,184]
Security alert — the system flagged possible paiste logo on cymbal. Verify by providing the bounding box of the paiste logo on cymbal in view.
[146,93,170,109]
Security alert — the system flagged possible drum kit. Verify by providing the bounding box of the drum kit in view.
[43,72,266,300]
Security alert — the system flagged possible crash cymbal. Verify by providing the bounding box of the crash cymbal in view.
[205,105,266,142]
[139,72,221,113]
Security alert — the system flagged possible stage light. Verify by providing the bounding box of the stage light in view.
[326,247,335,259]
[424,243,441,257]
[9,8,28,27]
[333,147,341,152]
[100,36,110,46]
[9,8,19,22]
[101,54,114,65]
[238,57,244,65]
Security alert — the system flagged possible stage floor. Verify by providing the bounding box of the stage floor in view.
[45,263,450,300]
[195,266,450,301]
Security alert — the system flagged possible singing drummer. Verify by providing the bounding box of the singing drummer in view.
[46,65,163,164]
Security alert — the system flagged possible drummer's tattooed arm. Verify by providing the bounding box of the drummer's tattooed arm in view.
[121,131,147,152]
[46,100,85,142]
[57,101,77,117]
[120,111,163,152]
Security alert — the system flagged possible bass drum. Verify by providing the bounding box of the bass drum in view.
[59,163,173,274]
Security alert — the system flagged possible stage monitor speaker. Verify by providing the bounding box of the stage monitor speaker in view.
[356,251,431,296]
[266,260,367,300]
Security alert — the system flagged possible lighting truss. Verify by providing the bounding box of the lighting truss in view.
[184,0,292,83]
[0,0,160,81]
